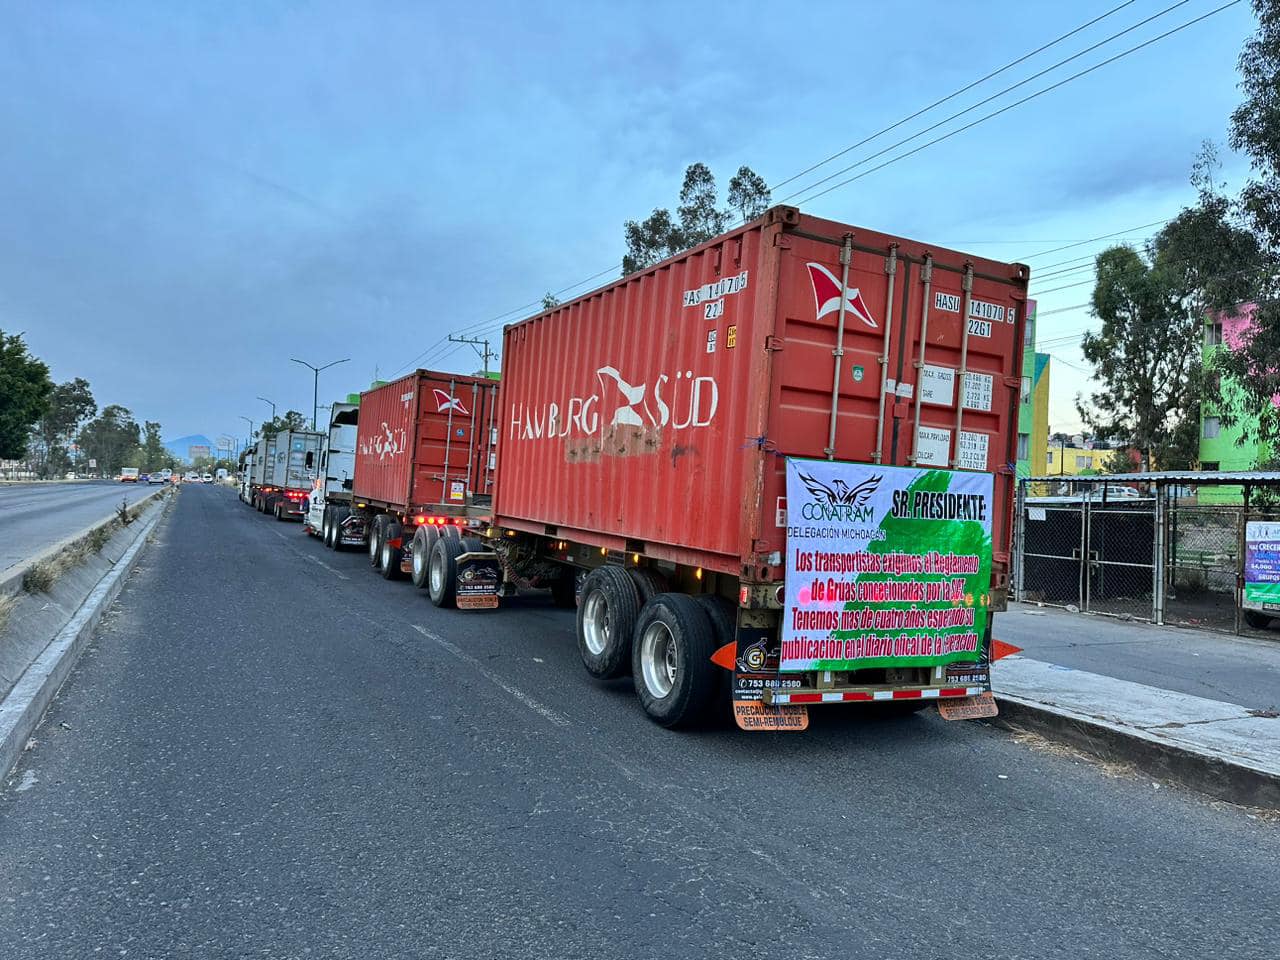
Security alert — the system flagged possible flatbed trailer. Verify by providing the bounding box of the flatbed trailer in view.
[436,205,1028,730]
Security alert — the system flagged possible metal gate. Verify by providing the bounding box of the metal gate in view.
[1015,491,1156,620]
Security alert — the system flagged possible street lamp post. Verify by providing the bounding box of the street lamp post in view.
[290,357,350,430]
[256,397,276,423]
[239,416,254,451]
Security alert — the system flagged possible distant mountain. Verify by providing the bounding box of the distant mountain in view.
[165,434,216,462]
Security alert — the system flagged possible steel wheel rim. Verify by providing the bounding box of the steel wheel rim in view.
[381,541,393,571]
[368,527,379,560]
[412,541,425,580]
[639,621,677,699]
[430,548,445,594]
[582,590,609,656]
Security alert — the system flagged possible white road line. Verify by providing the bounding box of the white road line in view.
[410,624,570,727]
[301,554,351,581]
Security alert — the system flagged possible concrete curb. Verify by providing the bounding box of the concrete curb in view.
[993,691,1280,810]
[0,494,171,778]
[0,485,166,600]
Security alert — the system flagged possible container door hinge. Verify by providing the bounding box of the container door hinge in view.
[765,335,785,352]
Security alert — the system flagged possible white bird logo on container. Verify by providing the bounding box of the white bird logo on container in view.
[433,389,469,416]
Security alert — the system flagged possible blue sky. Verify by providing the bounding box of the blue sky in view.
[0,0,1259,447]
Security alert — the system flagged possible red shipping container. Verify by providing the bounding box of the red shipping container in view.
[353,370,498,512]
[493,206,1028,592]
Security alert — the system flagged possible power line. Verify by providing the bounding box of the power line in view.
[767,0,1140,192]
[779,0,1193,206]
[786,1,1241,208]
[1021,220,1171,260]
[395,2,1236,378]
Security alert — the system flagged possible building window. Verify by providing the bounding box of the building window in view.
[1206,322,1223,346]
[1075,455,1091,470]
[1203,417,1221,439]
[1020,376,1032,403]
[1202,461,1220,471]
[1046,450,1054,465]
[1017,433,1030,459]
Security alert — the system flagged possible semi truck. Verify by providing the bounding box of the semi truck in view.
[431,205,1028,731]
[305,399,362,548]
[337,370,499,583]
[249,430,324,520]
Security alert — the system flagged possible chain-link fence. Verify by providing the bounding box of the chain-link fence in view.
[1014,475,1280,637]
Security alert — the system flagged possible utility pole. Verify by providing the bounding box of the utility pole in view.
[240,416,254,451]
[448,334,494,375]
[291,357,350,430]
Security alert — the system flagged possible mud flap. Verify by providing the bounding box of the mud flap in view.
[455,552,501,610]
[938,631,1000,720]
[730,627,808,732]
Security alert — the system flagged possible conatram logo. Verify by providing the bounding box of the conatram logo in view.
[797,472,880,522]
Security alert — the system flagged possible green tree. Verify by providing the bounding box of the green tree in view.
[1102,448,1139,474]
[541,292,560,310]
[0,330,54,461]
[260,410,309,439]
[1215,0,1280,445]
[34,377,96,477]
[1078,247,1201,470]
[141,421,169,472]
[77,405,141,476]
[621,163,770,274]
[727,165,771,223]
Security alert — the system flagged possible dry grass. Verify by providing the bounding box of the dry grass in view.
[0,594,15,635]
[1007,726,1280,823]
[20,509,135,595]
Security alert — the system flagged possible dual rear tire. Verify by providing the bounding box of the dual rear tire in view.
[574,565,726,728]
[427,535,484,607]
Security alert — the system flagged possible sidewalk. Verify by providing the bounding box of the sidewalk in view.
[992,603,1280,808]
[997,603,1280,712]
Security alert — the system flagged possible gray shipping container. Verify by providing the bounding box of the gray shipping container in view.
[252,436,279,487]
[271,430,325,492]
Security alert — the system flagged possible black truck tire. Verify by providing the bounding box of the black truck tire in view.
[626,566,669,604]
[550,566,581,608]
[368,515,385,566]
[330,507,351,551]
[1245,609,1274,630]
[427,536,467,608]
[632,593,718,729]
[410,526,440,589]
[575,566,642,680]
[379,522,404,580]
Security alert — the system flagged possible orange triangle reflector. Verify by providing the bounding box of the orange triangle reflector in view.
[991,639,1022,661]
[710,642,736,671]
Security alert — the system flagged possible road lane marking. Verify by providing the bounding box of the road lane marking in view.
[301,554,351,581]
[410,624,570,727]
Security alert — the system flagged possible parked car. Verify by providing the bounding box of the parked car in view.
[201,473,213,483]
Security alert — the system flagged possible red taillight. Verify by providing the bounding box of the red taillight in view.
[414,515,426,525]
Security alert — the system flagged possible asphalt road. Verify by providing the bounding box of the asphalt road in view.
[1,485,1276,959]
[0,480,160,574]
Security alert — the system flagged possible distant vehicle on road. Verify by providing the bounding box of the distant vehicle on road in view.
[139,473,150,483]
[119,468,140,483]
[247,430,324,521]
[201,473,213,483]
[184,472,199,483]
[148,473,166,485]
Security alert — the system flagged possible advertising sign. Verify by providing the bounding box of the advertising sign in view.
[1244,521,1280,612]
[782,459,994,672]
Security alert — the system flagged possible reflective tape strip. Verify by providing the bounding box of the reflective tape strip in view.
[770,686,984,706]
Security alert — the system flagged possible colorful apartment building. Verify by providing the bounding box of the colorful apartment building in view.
[1199,304,1273,503]
[1017,299,1051,481]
